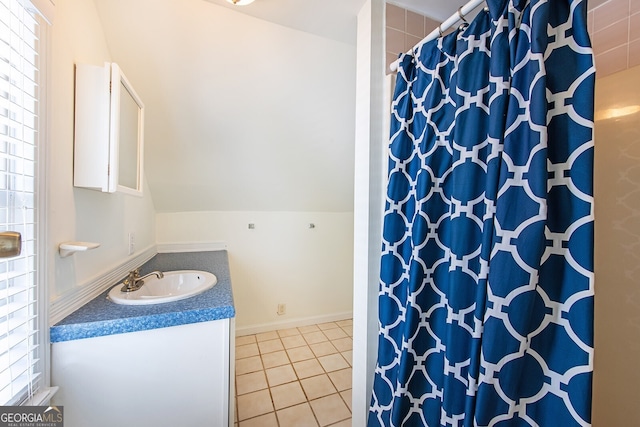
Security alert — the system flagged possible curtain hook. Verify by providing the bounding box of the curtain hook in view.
[457,7,468,23]
[438,24,443,37]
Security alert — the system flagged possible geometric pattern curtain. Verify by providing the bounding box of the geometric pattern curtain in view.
[369,0,595,425]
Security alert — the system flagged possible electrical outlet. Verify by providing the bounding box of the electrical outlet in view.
[277,303,286,316]
[128,232,135,255]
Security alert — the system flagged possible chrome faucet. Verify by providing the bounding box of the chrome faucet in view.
[120,269,164,292]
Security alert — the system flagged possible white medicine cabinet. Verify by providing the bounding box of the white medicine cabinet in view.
[74,62,144,196]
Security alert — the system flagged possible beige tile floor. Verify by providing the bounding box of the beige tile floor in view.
[234,319,353,427]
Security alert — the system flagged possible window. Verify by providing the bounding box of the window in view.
[0,0,50,406]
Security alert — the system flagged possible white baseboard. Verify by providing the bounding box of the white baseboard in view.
[235,311,354,336]
[49,245,157,326]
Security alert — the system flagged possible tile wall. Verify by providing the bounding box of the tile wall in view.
[385,3,440,72]
[589,0,640,78]
[386,0,639,79]
[592,64,640,426]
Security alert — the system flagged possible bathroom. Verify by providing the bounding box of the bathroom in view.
[46,0,357,425]
[1,0,638,425]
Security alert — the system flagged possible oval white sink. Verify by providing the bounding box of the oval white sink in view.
[108,270,217,305]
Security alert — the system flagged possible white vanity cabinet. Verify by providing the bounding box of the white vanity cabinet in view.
[51,319,234,427]
[73,62,144,196]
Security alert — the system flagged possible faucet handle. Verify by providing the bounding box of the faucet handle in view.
[121,269,143,293]
[124,269,140,284]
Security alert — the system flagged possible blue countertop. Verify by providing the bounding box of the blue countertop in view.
[50,250,235,343]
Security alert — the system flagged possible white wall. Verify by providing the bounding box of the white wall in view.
[156,211,354,333]
[92,0,357,214]
[47,0,156,316]
[352,0,387,424]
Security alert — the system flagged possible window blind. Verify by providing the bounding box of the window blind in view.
[0,0,42,406]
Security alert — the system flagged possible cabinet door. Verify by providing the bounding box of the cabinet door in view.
[73,63,111,192]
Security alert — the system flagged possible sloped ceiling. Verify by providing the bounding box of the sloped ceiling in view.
[201,0,367,45]
[198,0,467,45]
[92,0,468,213]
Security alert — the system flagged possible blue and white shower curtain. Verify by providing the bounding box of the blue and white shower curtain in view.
[369,0,594,426]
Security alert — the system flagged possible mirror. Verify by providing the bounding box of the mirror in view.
[110,64,144,196]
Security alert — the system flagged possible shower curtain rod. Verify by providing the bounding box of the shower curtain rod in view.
[390,0,487,72]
